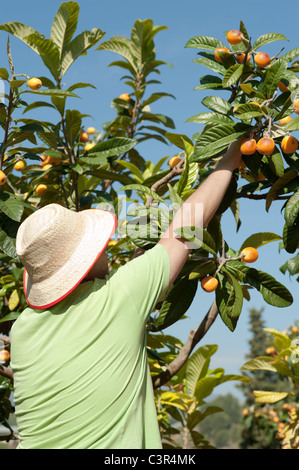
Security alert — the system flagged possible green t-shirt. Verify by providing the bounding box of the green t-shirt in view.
[11,244,170,449]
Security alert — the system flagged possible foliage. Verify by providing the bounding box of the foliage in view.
[0,6,297,448]
[241,324,299,449]
[153,343,248,448]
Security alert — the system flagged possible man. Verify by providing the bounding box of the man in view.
[11,140,243,449]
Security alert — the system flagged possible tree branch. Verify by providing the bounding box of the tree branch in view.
[152,300,219,389]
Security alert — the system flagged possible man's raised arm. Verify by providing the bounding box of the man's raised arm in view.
[158,139,244,288]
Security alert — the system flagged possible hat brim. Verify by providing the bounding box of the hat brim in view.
[23,208,117,310]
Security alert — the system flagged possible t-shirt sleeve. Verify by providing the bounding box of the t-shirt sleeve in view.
[109,243,170,323]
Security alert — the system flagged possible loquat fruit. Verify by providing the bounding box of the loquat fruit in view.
[242,409,249,416]
[236,53,251,64]
[87,127,96,135]
[257,137,275,156]
[254,52,271,68]
[281,135,298,154]
[119,93,131,101]
[36,184,47,196]
[214,47,230,63]
[291,326,298,333]
[108,240,118,246]
[0,350,10,362]
[79,131,89,143]
[227,30,243,45]
[293,100,299,114]
[27,77,42,90]
[278,116,292,125]
[0,170,6,185]
[201,276,218,293]
[240,139,257,155]
[85,143,95,152]
[240,247,259,263]
[168,156,182,168]
[14,160,26,171]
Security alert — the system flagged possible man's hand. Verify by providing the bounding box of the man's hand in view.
[216,137,246,171]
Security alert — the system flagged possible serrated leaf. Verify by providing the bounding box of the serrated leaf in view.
[215,272,243,331]
[61,28,104,77]
[24,33,60,80]
[284,116,299,131]
[155,277,198,331]
[193,57,227,75]
[50,1,79,58]
[252,33,288,51]
[265,58,288,96]
[118,183,165,204]
[85,137,137,158]
[253,390,290,404]
[222,64,243,88]
[186,112,233,125]
[186,345,218,397]
[201,96,231,115]
[0,192,24,222]
[233,103,264,120]
[185,35,225,50]
[266,170,297,211]
[225,261,293,307]
[283,221,299,254]
[284,190,299,226]
[239,232,282,252]
[192,124,248,162]
[174,226,216,255]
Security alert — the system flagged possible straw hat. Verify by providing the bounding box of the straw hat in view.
[16,203,117,310]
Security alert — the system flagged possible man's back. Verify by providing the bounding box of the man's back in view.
[11,244,170,449]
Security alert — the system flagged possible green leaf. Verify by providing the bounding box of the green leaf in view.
[61,28,105,77]
[266,169,298,211]
[192,124,248,162]
[264,328,292,351]
[188,260,217,280]
[185,35,225,50]
[241,356,279,372]
[194,75,223,90]
[10,79,27,89]
[24,33,60,80]
[0,68,9,80]
[118,183,165,203]
[253,391,290,404]
[283,221,299,254]
[140,112,175,129]
[23,88,79,98]
[201,96,231,115]
[167,184,183,210]
[186,112,233,125]
[0,21,41,53]
[225,261,293,307]
[280,253,299,276]
[65,109,82,146]
[50,1,80,58]
[0,311,20,323]
[252,33,288,51]
[216,176,238,215]
[96,37,137,73]
[265,59,288,97]
[0,193,24,222]
[85,137,137,158]
[222,64,244,88]
[174,226,216,256]
[164,132,193,150]
[233,103,264,120]
[284,116,299,131]
[186,345,218,397]
[239,232,282,252]
[23,101,56,114]
[215,272,243,331]
[284,190,299,226]
[192,57,227,76]
[0,214,19,259]
[155,277,198,331]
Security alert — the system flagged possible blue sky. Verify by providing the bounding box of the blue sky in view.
[1,0,299,400]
